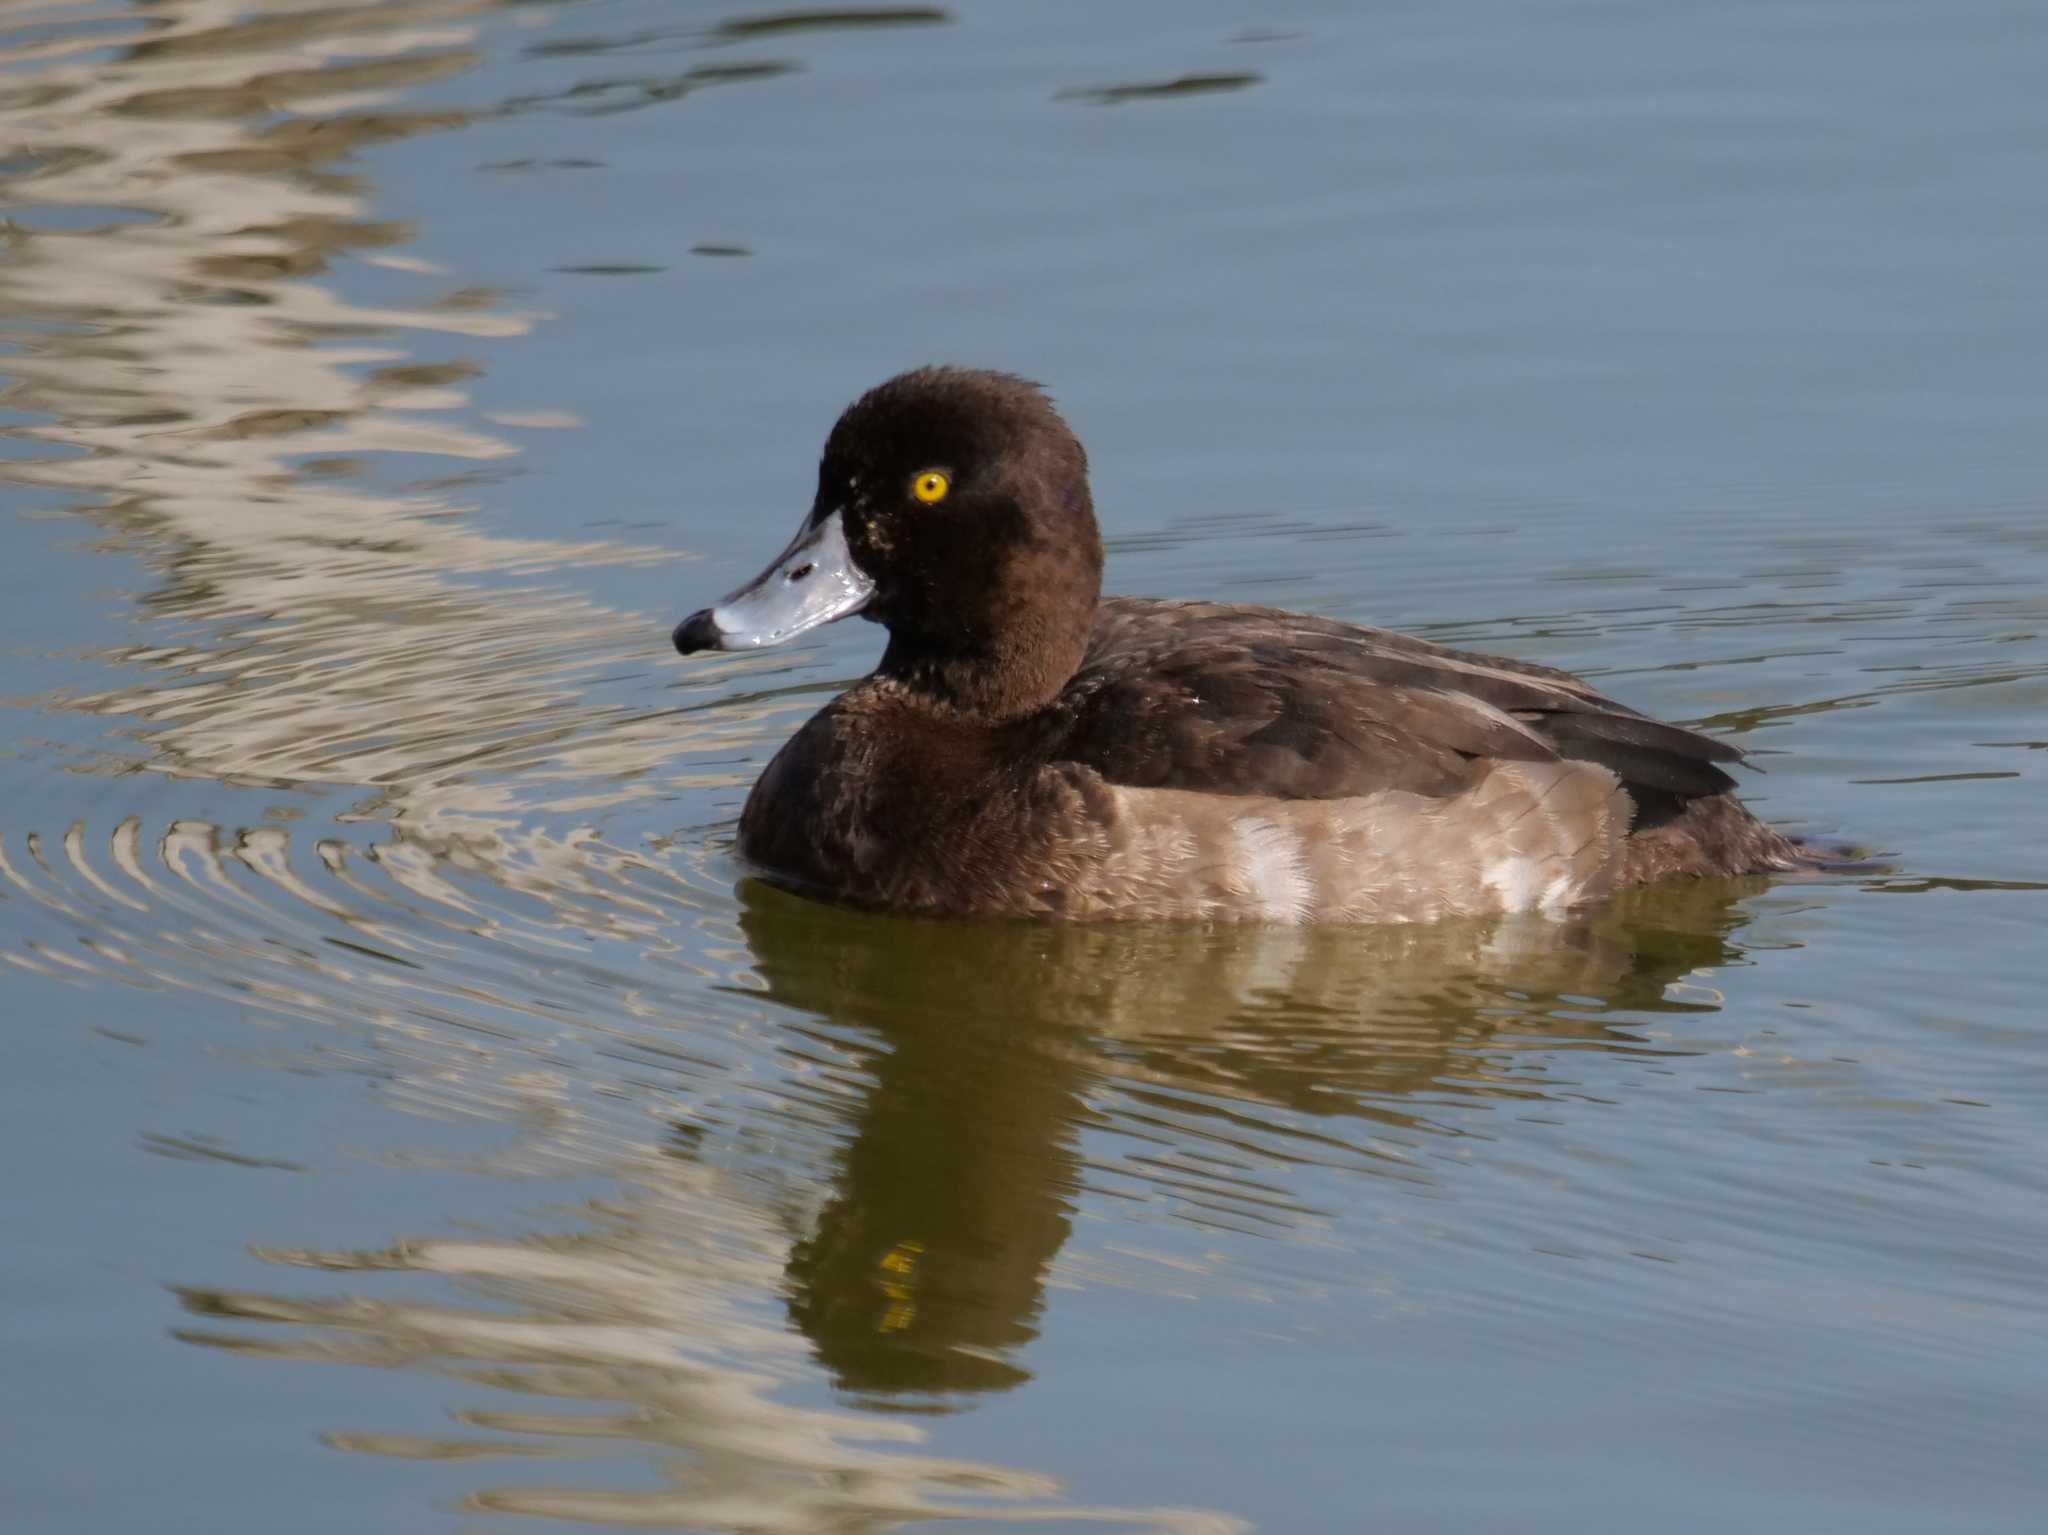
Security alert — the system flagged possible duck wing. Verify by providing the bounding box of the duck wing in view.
[1047,597,1740,803]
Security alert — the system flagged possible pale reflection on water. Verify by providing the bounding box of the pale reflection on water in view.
[176,1148,1243,1534]
[0,0,794,981]
[1,0,743,824]
[0,3,1257,1525]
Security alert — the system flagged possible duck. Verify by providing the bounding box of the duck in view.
[674,367,1815,922]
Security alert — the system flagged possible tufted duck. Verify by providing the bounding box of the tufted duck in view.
[674,367,1816,921]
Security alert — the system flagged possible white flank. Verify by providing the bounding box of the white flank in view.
[1233,816,1314,922]
[1482,857,1551,913]
[1539,871,1579,916]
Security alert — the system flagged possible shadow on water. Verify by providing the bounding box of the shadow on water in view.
[739,877,1763,1401]
[170,873,1770,1530]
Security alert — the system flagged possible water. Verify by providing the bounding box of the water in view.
[3,1,2045,1530]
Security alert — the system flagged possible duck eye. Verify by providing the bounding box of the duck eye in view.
[910,470,950,504]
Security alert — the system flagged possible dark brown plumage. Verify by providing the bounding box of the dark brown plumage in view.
[1043,598,1744,803]
[677,367,1820,921]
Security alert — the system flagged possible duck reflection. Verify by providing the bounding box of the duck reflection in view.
[161,872,1771,1532]
[740,876,1767,1402]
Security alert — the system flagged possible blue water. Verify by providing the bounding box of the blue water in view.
[3,2,2045,1531]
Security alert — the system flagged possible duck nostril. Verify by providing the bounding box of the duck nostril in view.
[788,562,816,582]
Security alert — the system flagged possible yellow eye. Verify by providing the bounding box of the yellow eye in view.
[911,470,950,504]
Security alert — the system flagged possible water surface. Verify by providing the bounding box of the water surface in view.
[4,2,2045,1531]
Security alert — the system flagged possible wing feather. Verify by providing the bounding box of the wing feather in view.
[1047,598,1741,805]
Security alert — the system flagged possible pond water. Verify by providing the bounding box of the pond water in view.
[4,2,2045,1531]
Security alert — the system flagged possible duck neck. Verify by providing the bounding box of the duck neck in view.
[877,559,1100,722]
[877,627,1085,721]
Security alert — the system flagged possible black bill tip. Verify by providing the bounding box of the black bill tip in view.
[673,608,724,654]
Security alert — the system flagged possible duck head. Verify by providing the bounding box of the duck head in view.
[674,367,1104,719]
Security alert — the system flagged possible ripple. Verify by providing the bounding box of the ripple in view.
[1057,73,1264,107]
[8,2,2047,1529]
[173,1182,1245,1535]
[498,60,798,119]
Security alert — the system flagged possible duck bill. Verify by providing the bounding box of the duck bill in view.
[673,510,875,654]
